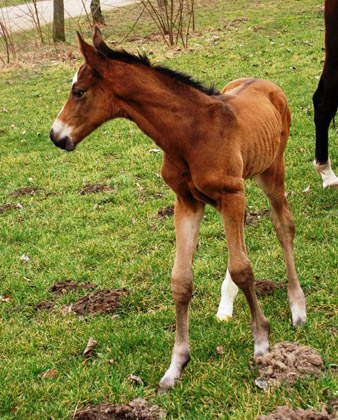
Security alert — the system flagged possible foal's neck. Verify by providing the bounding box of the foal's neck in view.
[111,63,217,156]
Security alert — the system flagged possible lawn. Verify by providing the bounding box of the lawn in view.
[0,0,338,419]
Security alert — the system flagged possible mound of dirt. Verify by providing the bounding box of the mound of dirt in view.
[0,203,22,214]
[8,187,41,197]
[72,398,166,420]
[327,397,338,416]
[255,279,283,296]
[77,184,114,195]
[157,205,174,218]
[49,280,96,295]
[245,209,271,226]
[62,288,128,316]
[35,301,56,311]
[256,342,324,387]
[257,405,335,420]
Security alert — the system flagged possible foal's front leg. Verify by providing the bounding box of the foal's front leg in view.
[158,196,205,393]
[221,191,270,357]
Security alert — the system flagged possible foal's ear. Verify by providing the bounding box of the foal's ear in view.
[77,31,104,66]
[92,25,112,57]
[93,25,104,49]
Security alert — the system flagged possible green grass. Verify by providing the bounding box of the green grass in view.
[0,0,24,7]
[1,0,338,419]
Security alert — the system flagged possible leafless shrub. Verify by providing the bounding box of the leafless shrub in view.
[0,13,16,63]
[140,0,195,47]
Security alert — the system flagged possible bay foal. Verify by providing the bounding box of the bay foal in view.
[313,0,338,187]
[50,28,306,392]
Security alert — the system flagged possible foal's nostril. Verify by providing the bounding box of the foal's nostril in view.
[54,137,68,150]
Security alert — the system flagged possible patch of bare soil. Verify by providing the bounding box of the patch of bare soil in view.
[72,398,166,420]
[257,405,335,420]
[0,203,22,214]
[8,187,41,197]
[326,397,338,416]
[157,205,174,218]
[77,184,114,195]
[35,301,56,311]
[49,280,96,295]
[256,342,324,388]
[245,209,271,226]
[255,279,283,296]
[62,288,128,316]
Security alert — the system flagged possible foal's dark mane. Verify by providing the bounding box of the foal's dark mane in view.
[96,42,221,96]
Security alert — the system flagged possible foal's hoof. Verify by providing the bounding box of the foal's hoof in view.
[292,313,307,328]
[323,180,338,189]
[291,302,307,328]
[157,377,175,394]
[216,314,232,322]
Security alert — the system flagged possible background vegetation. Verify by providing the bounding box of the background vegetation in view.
[0,0,338,419]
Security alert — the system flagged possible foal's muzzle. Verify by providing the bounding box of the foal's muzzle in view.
[50,129,75,151]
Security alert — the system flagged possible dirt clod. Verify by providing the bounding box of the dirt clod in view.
[257,405,335,420]
[327,397,338,415]
[77,184,114,195]
[8,187,41,197]
[61,288,128,316]
[157,205,174,218]
[72,398,166,420]
[256,342,324,387]
[255,279,283,296]
[35,301,57,311]
[49,280,96,295]
[0,203,23,214]
[245,209,271,225]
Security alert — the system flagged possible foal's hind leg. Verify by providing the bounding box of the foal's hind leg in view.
[158,196,205,393]
[313,74,338,188]
[255,162,306,327]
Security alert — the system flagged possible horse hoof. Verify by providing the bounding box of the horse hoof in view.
[292,313,307,328]
[216,314,232,322]
[158,376,175,394]
[324,181,338,189]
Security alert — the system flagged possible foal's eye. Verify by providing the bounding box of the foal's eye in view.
[72,90,85,98]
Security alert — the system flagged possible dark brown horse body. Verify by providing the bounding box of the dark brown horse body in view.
[313,0,338,187]
[50,28,306,392]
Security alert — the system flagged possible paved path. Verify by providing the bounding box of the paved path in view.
[0,0,135,32]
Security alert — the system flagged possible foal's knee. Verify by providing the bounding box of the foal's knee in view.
[229,261,254,290]
[171,268,193,303]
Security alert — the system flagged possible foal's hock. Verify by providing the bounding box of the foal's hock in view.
[50,27,306,392]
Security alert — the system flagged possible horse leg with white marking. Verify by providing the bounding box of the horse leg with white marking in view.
[313,75,338,188]
[313,0,338,188]
[256,165,306,326]
[159,194,205,392]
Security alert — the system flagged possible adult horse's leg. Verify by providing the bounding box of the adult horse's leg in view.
[158,196,205,393]
[313,74,338,188]
[255,160,306,327]
[221,191,270,357]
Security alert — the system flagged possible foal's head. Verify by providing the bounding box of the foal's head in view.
[50,28,118,151]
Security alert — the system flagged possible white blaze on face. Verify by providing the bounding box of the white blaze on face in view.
[51,118,74,142]
[52,71,79,141]
[72,70,78,86]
